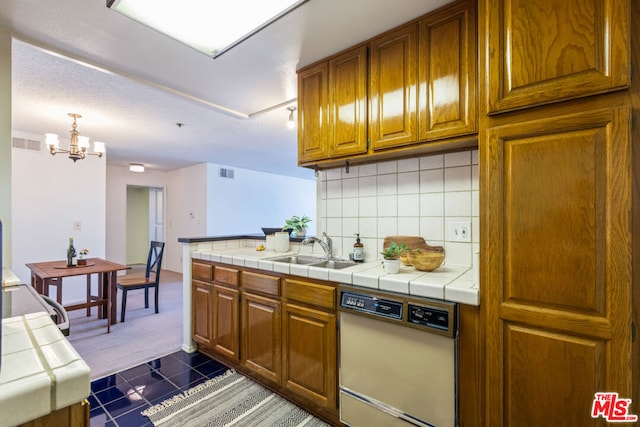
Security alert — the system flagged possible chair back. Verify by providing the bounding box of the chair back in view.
[145,241,165,284]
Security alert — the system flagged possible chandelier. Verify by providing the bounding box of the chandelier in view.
[45,113,106,162]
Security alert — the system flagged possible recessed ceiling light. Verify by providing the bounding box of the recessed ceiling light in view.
[129,163,145,173]
[108,0,308,58]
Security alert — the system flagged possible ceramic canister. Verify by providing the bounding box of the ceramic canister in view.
[274,232,290,252]
[265,234,275,251]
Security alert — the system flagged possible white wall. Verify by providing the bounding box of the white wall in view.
[164,163,208,271]
[11,130,106,304]
[0,29,11,269]
[317,150,479,266]
[106,164,173,269]
[205,163,316,236]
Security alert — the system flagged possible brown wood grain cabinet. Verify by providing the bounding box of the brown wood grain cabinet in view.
[192,279,213,347]
[191,262,340,424]
[296,0,478,168]
[298,62,329,162]
[418,0,477,141]
[482,105,634,426]
[283,302,337,412]
[241,291,282,385]
[283,278,337,412]
[486,0,630,113]
[328,45,368,158]
[369,23,419,150]
[212,284,240,361]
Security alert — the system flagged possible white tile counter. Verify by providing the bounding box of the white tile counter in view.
[0,312,90,427]
[192,246,479,306]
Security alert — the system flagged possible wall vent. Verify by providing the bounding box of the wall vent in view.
[219,168,235,179]
[12,137,42,152]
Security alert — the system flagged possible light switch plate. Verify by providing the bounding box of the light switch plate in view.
[448,221,471,242]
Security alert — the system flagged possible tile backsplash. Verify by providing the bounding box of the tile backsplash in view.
[317,149,479,266]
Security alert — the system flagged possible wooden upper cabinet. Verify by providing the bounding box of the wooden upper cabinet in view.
[328,46,368,158]
[419,0,477,140]
[298,62,329,162]
[486,0,630,113]
[369,24,418,151]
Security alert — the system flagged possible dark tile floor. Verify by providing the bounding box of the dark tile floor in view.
[89,351,228,427]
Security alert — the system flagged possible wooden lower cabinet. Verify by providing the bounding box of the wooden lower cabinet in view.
[18,399,90,427]
[192,280,213,347]
[192,262,340,424]
[282,302,337,412]
[241,292,282,384]
[212,284,240,361]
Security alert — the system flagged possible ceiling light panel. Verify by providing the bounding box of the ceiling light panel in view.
[109,0,307,58]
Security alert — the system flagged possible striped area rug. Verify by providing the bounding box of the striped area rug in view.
[141,369,331,427]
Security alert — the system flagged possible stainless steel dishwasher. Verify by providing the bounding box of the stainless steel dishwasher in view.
[338,285,459,427]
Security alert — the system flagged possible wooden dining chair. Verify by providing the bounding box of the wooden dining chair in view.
[117,241,165,322]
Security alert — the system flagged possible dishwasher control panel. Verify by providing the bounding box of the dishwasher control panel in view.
[408,304,450,331]
[340,292,402,320]
[339,286,458,337]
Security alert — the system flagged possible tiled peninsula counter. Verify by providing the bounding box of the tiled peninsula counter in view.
[179,234,479,353]
[179,235,482,425]
[2,269,91,427]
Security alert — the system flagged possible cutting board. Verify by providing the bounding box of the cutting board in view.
[383,236,444,252]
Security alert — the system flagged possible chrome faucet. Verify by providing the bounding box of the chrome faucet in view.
[302,232,333,259]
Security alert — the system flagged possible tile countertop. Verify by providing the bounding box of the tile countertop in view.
[192,248,479,306]
[0,312,91,427]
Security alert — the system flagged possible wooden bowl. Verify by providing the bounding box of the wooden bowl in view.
[408,249,444,271]
[399,250,412,266]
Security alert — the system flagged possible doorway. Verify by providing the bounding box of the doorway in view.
[126,186,164,266]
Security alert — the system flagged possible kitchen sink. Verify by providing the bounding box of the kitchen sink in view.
[269,255,326,265]
[310,259,357,270]
[268,255,357,270]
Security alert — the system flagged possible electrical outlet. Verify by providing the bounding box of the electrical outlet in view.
[73,221,82,231]
[448,221,471,242]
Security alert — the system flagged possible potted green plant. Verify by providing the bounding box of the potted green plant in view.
[283,215,312,237]
[380,242,408,274]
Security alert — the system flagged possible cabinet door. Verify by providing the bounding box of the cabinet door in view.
[298,62,329,162]
[369,24,418,150]
[328,46,368,158]
[283,303,337,411]
[486,0,630,113]
[192,280,213,347]
[419,0,477,141]
[483,106,633,426]
[241,292,282,384]
[212,284,240,361]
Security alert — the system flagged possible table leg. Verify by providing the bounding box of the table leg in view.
[32,272,44,294]
[109,271,118,328]
[86,274,92,317]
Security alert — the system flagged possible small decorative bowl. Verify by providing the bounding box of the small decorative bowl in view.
[399,250,412,266]
[408,249,444,271]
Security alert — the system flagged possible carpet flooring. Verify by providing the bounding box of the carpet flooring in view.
[66,267,184,380]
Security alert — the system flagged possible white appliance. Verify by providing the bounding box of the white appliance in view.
[339,285,458,427]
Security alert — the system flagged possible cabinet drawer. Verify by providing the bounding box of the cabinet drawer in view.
[284,279,335,310]
[242,271,281,296]
[214,266,239,287]
[192,261,213,281]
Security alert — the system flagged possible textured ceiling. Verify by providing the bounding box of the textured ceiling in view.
[1,0,450,178]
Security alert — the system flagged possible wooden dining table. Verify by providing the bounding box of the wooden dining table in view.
[25,258,128,333]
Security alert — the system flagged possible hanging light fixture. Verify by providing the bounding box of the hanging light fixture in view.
[46,113,106,162]
[287,106,297,129]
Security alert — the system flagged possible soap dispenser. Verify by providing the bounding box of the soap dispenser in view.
[353,233,364,263]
